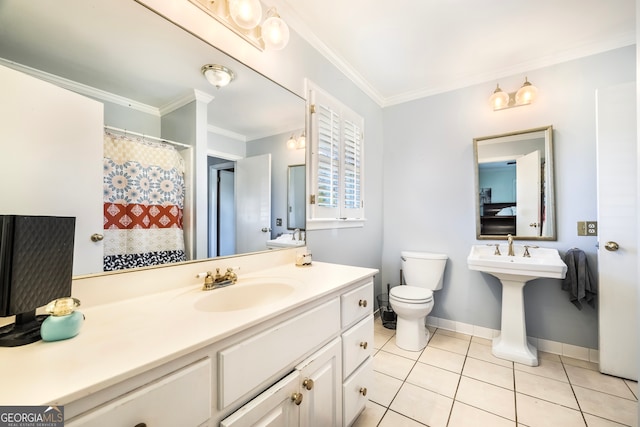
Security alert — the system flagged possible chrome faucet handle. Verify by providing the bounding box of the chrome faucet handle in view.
[523,245,539,257]
[487,243,501,256]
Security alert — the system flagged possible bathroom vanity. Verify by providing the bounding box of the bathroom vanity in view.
[0,249,377,426]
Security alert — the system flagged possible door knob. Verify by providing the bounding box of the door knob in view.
[90,233,104,242]
[529,223,539,228]
[261,227,271,233]
[604,241,620,251]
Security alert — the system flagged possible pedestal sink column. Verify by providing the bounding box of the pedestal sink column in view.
[492,277,538,366]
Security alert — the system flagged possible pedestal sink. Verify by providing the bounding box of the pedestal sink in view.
[467,244,567,366]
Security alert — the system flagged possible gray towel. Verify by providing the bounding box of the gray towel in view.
[562,248,597,309]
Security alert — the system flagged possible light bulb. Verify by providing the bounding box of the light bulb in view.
[515,77,538,105]
[261,9,289,50]
[228,0,262,30]
[489,84,510,110]
[297,133,306,149]
[286,135,297,149]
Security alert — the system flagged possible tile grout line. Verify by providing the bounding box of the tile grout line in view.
[560,358,592,427]
[444,330,471,427]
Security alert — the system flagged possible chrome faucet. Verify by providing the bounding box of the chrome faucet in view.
[293,228,304,241]
[202,267,238,291]
[507,234,515,256]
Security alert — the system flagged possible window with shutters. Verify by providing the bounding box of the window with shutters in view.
[306,81,365,230]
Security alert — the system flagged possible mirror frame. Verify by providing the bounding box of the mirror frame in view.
[473,125,556,241]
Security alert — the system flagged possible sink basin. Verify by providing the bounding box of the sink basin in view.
[467,244,567,366]
[266,234,306,249]
[467,244,567,281]
[194,279,296,312]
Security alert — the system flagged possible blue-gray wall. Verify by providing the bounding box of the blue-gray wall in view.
[381,46,635,348]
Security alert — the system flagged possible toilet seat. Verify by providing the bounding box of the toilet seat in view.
[390,286,433,304]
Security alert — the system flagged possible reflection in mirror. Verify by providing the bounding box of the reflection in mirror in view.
[287,165,306,230]
[474,126,556,240]
[0,0,304,275]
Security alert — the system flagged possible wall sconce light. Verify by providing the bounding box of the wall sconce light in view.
[286,132,305,150]
[189,0,290,51]
[489,77,538,111]
[201,64,235,88]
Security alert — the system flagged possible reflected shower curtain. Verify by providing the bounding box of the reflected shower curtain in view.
[103,133,186,271]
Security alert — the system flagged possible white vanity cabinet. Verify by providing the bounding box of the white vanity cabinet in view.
[26,263,378,427]
[340,281,374,426]
[66,359,211,427]
[219,278,374,427]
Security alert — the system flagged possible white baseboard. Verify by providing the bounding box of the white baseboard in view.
[425,315,599,364]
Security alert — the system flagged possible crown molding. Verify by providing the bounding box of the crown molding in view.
[0,58,161,116]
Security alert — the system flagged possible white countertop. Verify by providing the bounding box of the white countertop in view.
[0,261,377,406]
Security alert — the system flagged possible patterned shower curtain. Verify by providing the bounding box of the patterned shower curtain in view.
[103,132,186,271]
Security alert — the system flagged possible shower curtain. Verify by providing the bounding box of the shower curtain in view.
[103,132,186,271]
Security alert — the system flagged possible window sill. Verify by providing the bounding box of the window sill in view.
[306,218,366,231]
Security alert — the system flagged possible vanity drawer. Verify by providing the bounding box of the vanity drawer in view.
[342,357,372,427]
[342,314,374,377]
[66,358,211,427]
[218,298,340,409]
[341,279,373,329]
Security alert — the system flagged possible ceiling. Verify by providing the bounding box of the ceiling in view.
[270,0,636,106]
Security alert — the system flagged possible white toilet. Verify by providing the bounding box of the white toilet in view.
[389,251,448,351]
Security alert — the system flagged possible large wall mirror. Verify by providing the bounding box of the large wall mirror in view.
[473,126,556,240]
[0,0,305,275]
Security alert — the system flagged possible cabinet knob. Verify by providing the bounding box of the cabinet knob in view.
[90,233,104,242]
[359,387,367,396]
[358,299,368,307]
[359,341,368,350]
[291,392,304,405]
[303,378,314,390]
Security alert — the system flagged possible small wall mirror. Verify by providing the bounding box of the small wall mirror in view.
[473,125,556,240]
[287,165,306,230]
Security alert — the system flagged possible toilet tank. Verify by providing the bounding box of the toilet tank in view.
[401,251,448,290]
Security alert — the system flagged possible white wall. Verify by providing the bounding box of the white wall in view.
[382,46,636,349]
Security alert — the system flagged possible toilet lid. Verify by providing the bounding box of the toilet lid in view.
[390,286,433,303]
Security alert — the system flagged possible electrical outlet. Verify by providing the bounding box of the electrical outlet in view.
[276,218,282,226]
[577,221,598,236]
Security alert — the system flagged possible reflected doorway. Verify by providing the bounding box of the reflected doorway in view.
[207,154,272,258]
[208,157,236,257]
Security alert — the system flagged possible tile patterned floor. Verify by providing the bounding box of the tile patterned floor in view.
[353,318,638,427]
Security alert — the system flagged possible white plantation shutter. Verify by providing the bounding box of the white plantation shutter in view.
[343,114,363,218]
[308,82,365,229]
[316,101,340,212]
